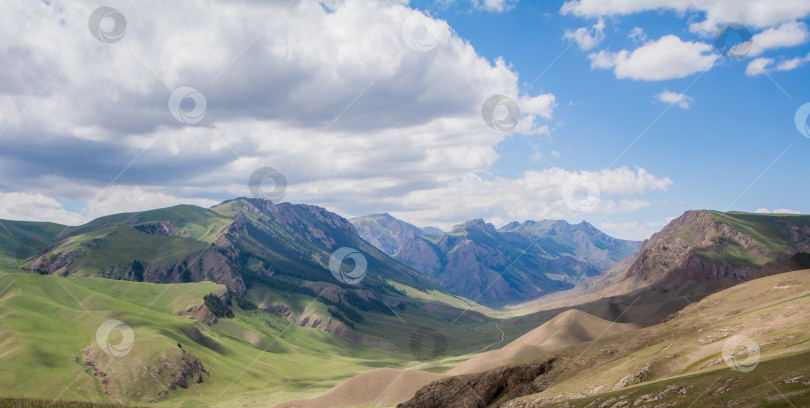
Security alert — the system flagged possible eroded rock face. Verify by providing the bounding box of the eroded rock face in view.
[624,210,809,289]
[263,301,354,341]
[398,358,556,408]
[235,198,357,250]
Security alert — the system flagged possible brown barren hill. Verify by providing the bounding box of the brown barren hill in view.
[449,309,637,375]
[270,367,442,408]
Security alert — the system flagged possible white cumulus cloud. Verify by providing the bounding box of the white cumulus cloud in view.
[381,166,673,230]
[561,0,810,35]
[600,216,675,240]
[628,27,647,44]
[0,0,676,232]
[745,52,810,76]
[588,35,718,81]
[564,17,606,51]
[748,21,810,56]
[472,0,518,12]
[655,90,693,109]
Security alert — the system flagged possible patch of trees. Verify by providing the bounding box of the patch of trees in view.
[178,260,192,283]
[131,259,144,282]
[203,293,234,318]
[328,307,357,329]
[343,291,394,316]
[233,293,258,311]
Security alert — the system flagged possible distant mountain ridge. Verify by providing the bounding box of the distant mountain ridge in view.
[351,214,641,305]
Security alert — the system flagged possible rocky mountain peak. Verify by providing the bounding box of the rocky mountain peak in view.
[624,209,808,288]
[454,218,497,234]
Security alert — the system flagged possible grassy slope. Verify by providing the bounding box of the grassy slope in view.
[504,268,810,407]
[0,220,67,266]
[44,225,213,275]
[0,269,416,407]
[71,205,232,242]
[695,211,810,267]
[0,267,522,407]
[543,350,810,408]
[1,201,533,406]
[0,205,231,272]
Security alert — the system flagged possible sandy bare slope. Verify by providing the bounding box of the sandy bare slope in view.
[271,310,636,407]
[269,367,442,408]
[449,309,638,375]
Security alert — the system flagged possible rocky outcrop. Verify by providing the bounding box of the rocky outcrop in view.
[27,249,76,276]
[134,221,176,236]
[144,249,246,293]
[158,348,208,390]
[264,302,353,341]
[612,363,652,390]
[398,358,556,408]
[82,344,208,403]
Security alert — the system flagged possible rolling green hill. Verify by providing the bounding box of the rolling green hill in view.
[0,267,521,406]
[6,199,462,347]
[0,199,540,405]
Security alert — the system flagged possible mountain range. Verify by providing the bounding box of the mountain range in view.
[1,200,809,407]
[352,213,641,305]
[280,209,810,408]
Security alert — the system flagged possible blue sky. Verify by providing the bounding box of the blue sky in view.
[410,0,810,237]
[0,0,808,239]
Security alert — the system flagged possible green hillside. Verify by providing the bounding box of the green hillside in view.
[0,266,523,406]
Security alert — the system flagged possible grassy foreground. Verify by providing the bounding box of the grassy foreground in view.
[0,397,142,408]
[0,267,518,407]
[0,269,409,406]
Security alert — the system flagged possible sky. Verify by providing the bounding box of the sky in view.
[0,0,808,240]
